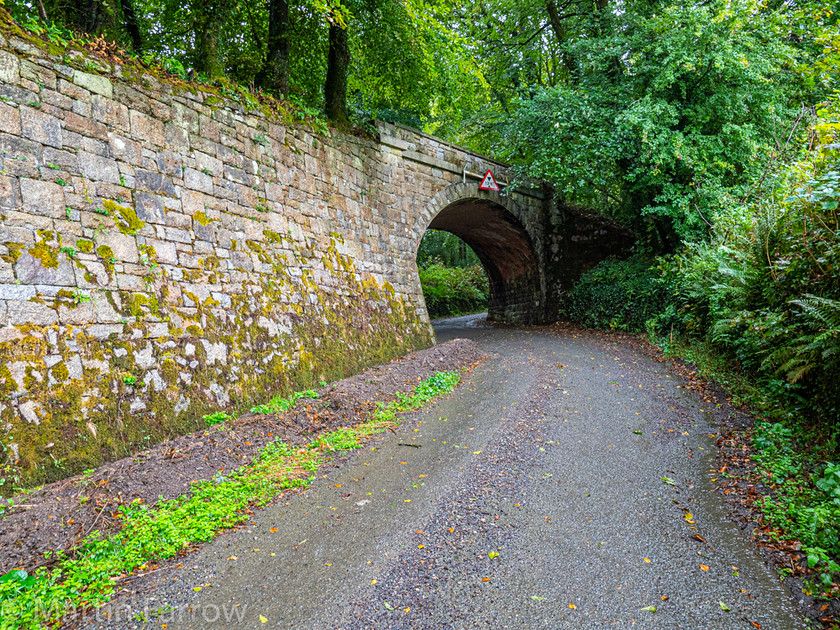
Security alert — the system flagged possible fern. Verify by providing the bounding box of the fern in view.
[772,295,840,384]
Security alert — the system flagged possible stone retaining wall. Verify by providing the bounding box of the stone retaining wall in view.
[0,22,436,489]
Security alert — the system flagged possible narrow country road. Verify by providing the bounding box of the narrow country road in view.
[86,315,806,629]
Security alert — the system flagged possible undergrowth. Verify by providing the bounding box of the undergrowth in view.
[0,371,461,629]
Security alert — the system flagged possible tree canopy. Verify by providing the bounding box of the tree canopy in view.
[5,0,837,249]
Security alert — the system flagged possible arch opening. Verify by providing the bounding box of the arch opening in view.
[417,197,543,324]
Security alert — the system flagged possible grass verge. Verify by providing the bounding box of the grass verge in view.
[0,371,461,629]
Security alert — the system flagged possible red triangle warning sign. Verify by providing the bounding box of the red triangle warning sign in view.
[479,169,500,191]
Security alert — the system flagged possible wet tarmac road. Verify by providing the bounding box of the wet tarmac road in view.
[85,315,806,629]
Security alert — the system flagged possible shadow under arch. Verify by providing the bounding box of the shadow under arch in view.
[420,192,544,324]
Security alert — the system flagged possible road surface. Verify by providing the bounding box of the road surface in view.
[85,315,805,629]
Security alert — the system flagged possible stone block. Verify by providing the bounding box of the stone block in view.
[91,95,129,131]
[145,238,178,264]
[116,272,145,291]
[0,175,19,209]
[156,150,183,177]
[65,110,108,140]
[14,251,75,285]
[224,164,250,185]
[20,178,64,218]
[20,106,62,149]
[0,284,36,300]
[0,102,20,135]
[93,296,123,323]
[75,260,110,288]
[150,99,172,122]
[58,78,90,101]
[2,209,51,230]
[130,110,165,147]
[82,136,109,157]
[194,150,223,176]
[0,49,20,84]
[165,123,189,150]
[135,191,166,223]
[59,300,96,325]
[40,87,73,111]
[98,231,139,264]
[199,115,220,142]
[184,167,213,193]
[135,169,176,197]
[157,225,191,244]
[114,84,151,114]
[43,147,79,171]
[71,99,91,118]
[87,323,124,338]
[73,70,113,98]
[109,133,142,165]
[21,60,56,89]
[78,151,121,185]
[178,251,201,268]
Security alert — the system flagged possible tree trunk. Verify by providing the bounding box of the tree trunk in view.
[263,0,290,96]
[194,1,225,79]
[120,0,144,54]
[324,17,350,125]
[35,0,48,22]
[545,1,576,83]
[73,0,106,34]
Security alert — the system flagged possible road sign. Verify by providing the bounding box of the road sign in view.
[479,169,500,191]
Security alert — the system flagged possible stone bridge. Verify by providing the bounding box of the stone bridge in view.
[0,24,631,486]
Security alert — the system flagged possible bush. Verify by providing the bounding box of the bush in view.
[562,257,669,332]
[419,263,489,318]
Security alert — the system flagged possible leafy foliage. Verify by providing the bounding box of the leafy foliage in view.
[417,229,481,269]
[563,258,669,332]
[419,263,488,319]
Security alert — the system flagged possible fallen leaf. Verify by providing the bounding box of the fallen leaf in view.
[661,595,669,601]
[530,595,546,601]
[403,607,410,612]
[193,587,202,592]
[700,565,709,571]
[719,601,730,611]
[481,577,491,582]
[488,552,499,559]
[684,513,695,524]
[568,603,576,609]
[269,528,278,533]
[643,558,651,563]
[371,579,377,585]
[418,545,425,549]
[383,602,395,611]
[260,615,268,623]
[641,605,656,612]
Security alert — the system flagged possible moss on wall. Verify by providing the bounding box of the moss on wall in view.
[0,234,432,494]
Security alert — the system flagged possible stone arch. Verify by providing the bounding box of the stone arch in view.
[413,182,546,324]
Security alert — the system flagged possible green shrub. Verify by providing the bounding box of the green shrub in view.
[562,257,669,332]
[419,263,489,318]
